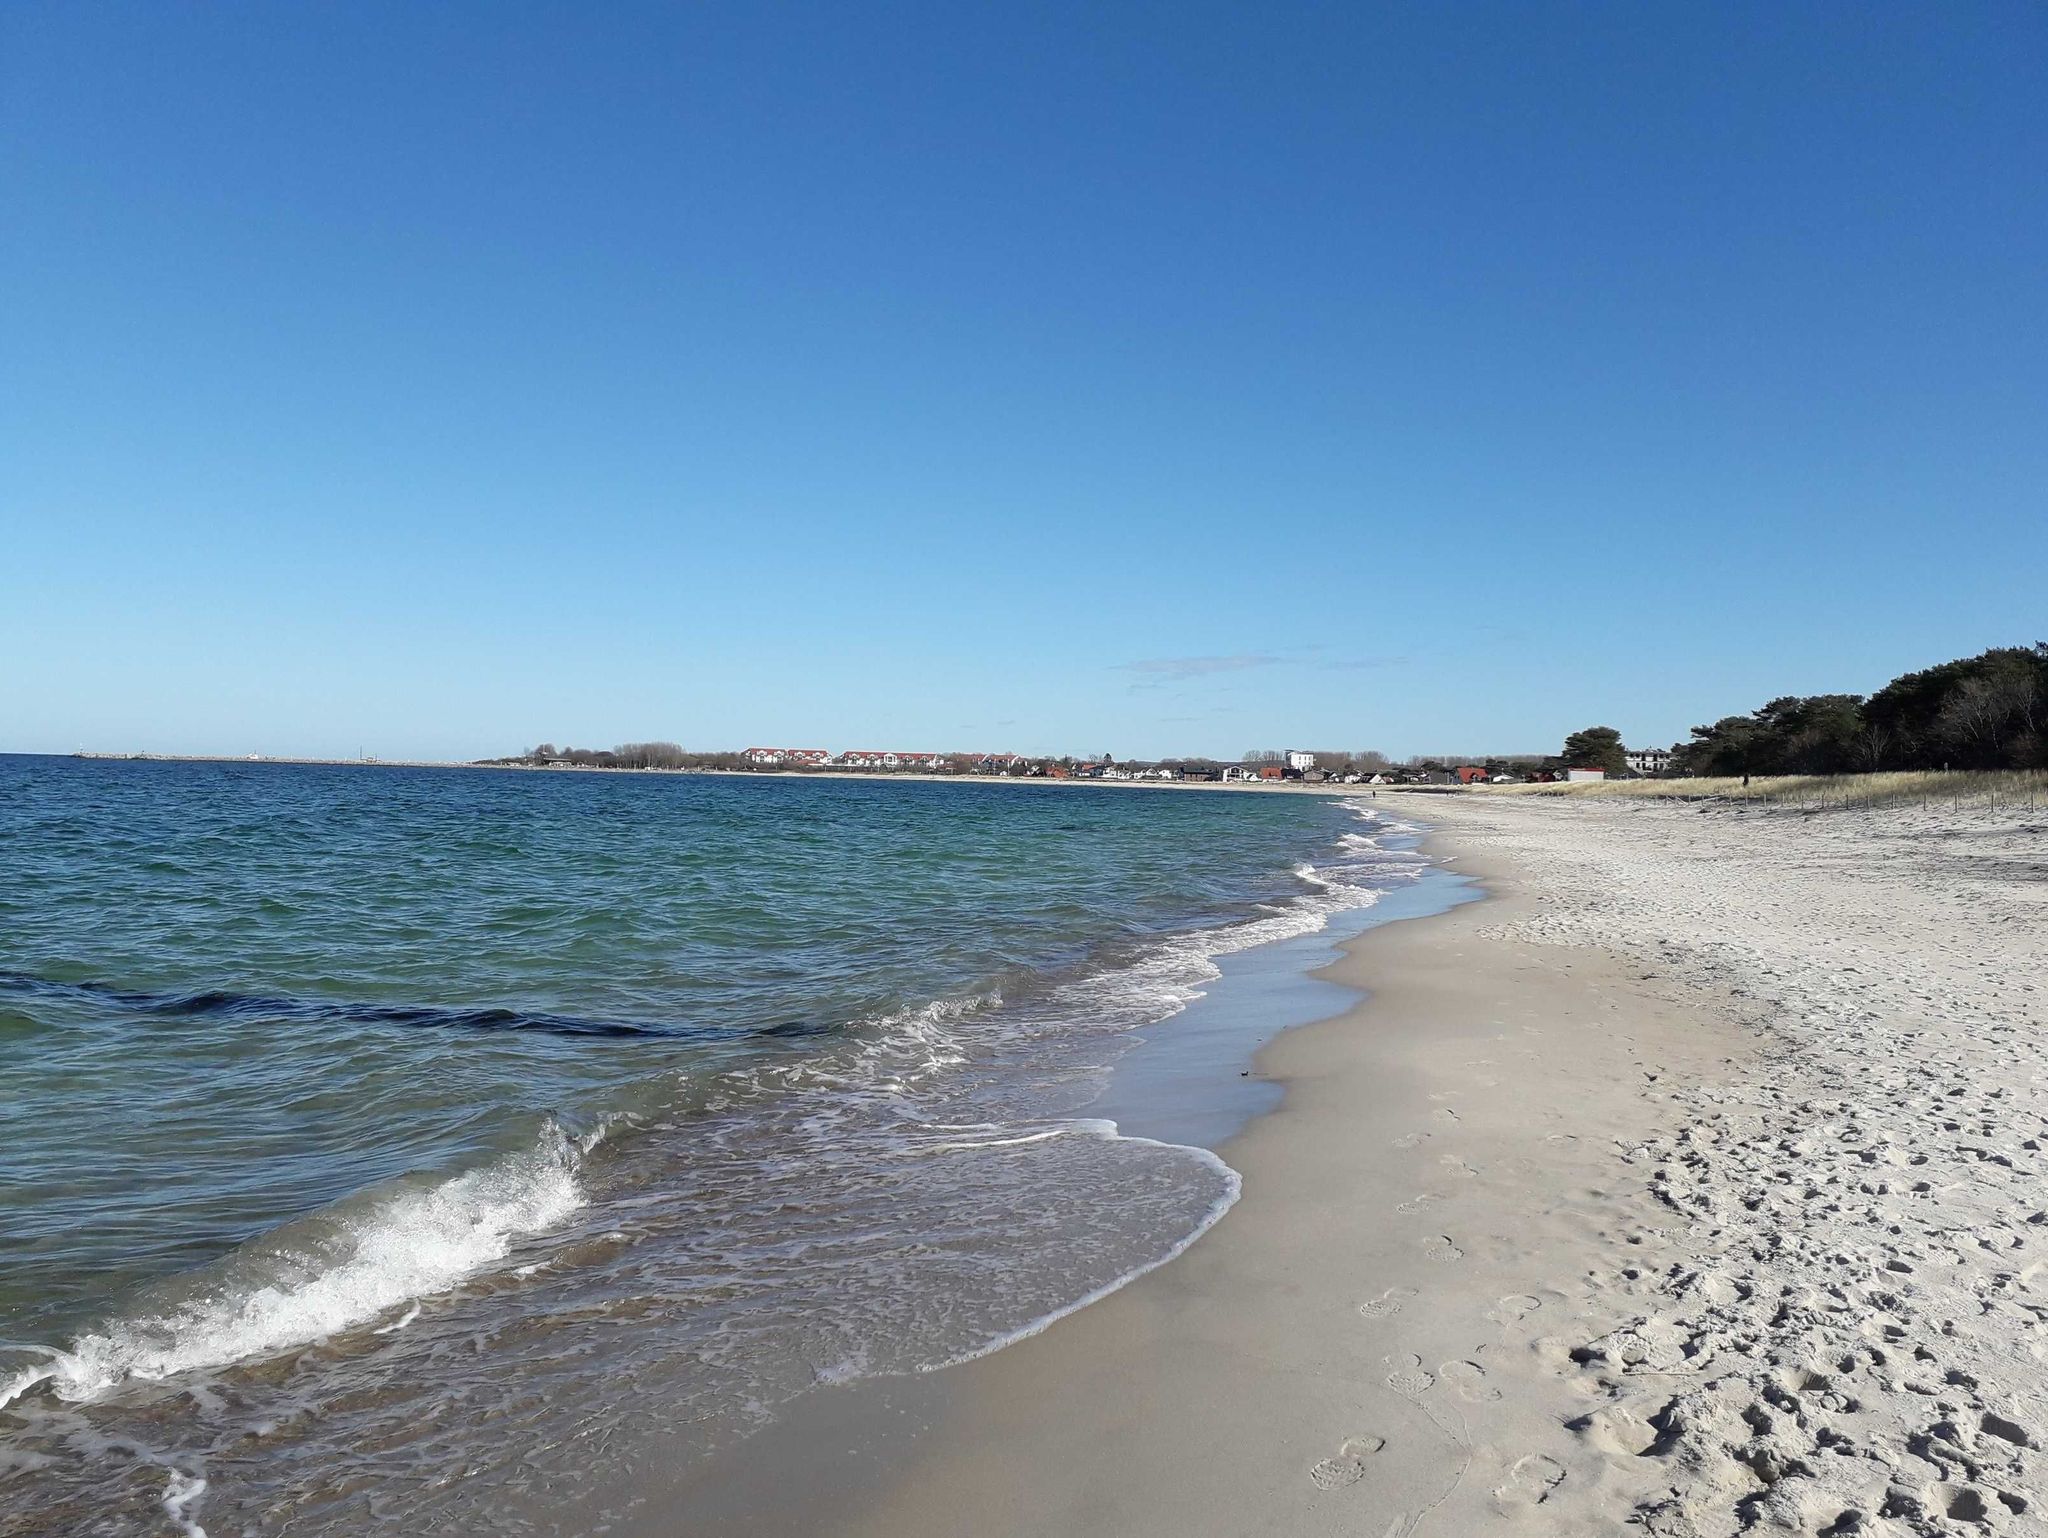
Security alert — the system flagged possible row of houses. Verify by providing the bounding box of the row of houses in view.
[1052,763,1184,781]
[837,750,952,771]
[743,747,1395,783]
[740,749,1309,781]
[739,747,1665,785]
[1445,765,1604,785]
[744,748,1021,772]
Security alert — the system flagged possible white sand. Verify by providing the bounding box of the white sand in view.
[780,792,2048,1538]
[1416,793,2048,1535]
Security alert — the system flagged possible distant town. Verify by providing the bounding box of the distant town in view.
[478,644,2042,788]
[479,742,1674,785]
[70,642,2038,787]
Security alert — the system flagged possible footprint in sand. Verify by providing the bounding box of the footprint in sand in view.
[1439,1359,1503,1403]
[1394,1194,1440,1214]
[1440,1156,1479,1179]
[1385,1353,1435,1396]
[1358,1288,1413,1320]
[1392,1132,1428,1149]
[1421,1234,1464,1264]
[1308,1435,1386,1490]
[1495,1453,1565,1508]
[1567,1400,1659,1456]
[1486,1294,1543,1327]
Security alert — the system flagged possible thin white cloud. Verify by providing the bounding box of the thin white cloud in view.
[1320,654,1413,672]
[1119,653,1284,682]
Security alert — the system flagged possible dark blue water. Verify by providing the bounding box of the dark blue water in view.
[0,755,1429,1535]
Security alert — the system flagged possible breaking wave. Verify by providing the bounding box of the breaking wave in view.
[1,1122,587,1411]
[0,800,1426,1459]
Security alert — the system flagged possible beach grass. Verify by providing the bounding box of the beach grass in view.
[1482,768,2048,812]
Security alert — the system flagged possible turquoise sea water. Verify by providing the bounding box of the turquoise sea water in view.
[0,756,1427,1534]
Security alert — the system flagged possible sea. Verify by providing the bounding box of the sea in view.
[0,755,1440,1535]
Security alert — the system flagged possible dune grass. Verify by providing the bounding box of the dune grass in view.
[1482,769,2048,812]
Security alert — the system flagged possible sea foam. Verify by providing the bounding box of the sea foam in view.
[3,804,1417,1415]
[914,804,1420,1368]
[0,1122,585,1410]
[923,1120,1243,1369]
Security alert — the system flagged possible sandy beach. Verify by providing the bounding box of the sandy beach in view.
[14,8,2040,1533]
[668,790,2048,1538]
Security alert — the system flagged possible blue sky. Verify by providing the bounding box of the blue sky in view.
[5,3,2043,761]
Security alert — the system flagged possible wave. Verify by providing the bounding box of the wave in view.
[161,1469,207,1538]
[3,804,1425,1417]
[0,970,839,1044]
[902,806,1421,1364]
[0,1122,587,1412]
[744,803,1424,1127]
[920,1119,1242,1369]
[1067,809,1413,1001]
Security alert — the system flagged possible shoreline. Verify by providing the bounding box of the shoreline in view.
[518,819,1479,1538]
[825,813,1761,1537]
[0,776,1427,1536]
[40,750,1412,796]
[18,780,2035,1532]
[618,808,1759,1535]
[634,791,2048,1536]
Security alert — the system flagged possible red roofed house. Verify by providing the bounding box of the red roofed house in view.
[1455,765,1489,784]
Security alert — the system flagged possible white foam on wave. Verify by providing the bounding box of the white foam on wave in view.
[162,1468,208,1538]
[0,1122,587,1412]
[775,806,1417,1116]
[0,805,1424,1418]
[867,992,985,1085]
[921,1118,1242,1370]
[915,805,1425,1373]
[780,990,995,1101]
[909,1127,1075,1154]
[1056,810,1405,1026]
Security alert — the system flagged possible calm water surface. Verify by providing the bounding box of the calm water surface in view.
[0,756,1426,1535]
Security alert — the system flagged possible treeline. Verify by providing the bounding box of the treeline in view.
[1674,644,2047,777]
[488,741,729,770]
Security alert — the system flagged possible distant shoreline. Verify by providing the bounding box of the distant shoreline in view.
[55,751,1417,796]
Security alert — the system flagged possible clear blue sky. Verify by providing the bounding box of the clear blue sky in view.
[5,3,2043,761]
